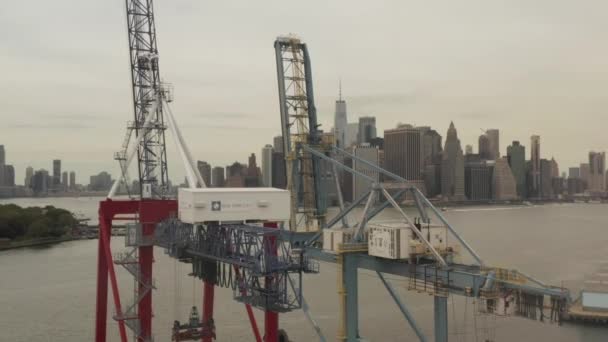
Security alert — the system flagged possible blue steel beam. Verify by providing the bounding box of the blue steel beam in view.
[301,144,375,183]
[377,272,428,342]
[433,296,448,342]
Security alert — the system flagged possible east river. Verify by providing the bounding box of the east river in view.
[0,197,607,341]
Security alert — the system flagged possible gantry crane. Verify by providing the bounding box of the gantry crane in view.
[273,34,571,342]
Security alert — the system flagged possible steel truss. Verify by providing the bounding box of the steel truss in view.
[155,219,317,313]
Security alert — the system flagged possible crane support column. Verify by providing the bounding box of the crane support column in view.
[433,296,448,342]
[264,222,279,342]
[202,281,215,342]
[344,253,359,341]
[95,216,109,342]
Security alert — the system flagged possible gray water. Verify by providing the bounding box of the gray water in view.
[0,198,607,341]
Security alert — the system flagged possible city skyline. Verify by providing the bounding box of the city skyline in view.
[1,1,607,184]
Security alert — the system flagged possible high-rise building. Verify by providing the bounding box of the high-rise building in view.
[273,135,284,154]
[421,128,443,197]
[245,153,261,187]
[540,159,554,199]
[2,165,15,187]
[225,162,246,187]
[0,145,4,166]
[53,159,61,188]
[353,144,379,201]
[384,124,422,180]
[465,159,493,201]
[441,122,466,200]
[568,167,580,179]
[580,163,590,189]
[25,166,34,188]
[210,166,224,187]
[530,135,541,197]
[507,141,526,198]
[357,116,376,144]
[478,134,490,160]
[486,129,500,160]
[261,144,273,187]
[61,171,68,191]
[271,152,286,189]
[33,169,49,194]
[334,84,348,148]
[465,145,473,155]
[493,157,518,200]
[89,171,113,191]
[196,161,212,187]
[588,151,606,192]
[69,171,76,190]
[345,123,359,148]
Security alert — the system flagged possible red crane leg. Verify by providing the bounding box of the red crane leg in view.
[202,281,215,342]
[138,230,153,341]
[95,214,109,342]
[264,222,279,342]
[99,213,128,342]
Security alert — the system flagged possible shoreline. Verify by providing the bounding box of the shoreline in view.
[0,236,77,251]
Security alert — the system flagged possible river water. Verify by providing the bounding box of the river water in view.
[0,198,607,341]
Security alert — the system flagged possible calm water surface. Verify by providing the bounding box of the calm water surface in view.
[0,198,607,341]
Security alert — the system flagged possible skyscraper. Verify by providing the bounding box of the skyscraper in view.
[530,135,541,197]
[580,163,590,189]
[62,171,68,191]
[0,145,4,166]
[245,153,261,187]
[441,122,466,200]
[334,83,348,148]
[353,144,379,201]
[261,144,273,187]
[588,151,606,192]
[465,159,493,201]
[196,161,212,187]
[211,166,225,187]
[384,124,422,180]
[2,165,15,187]
[493,157,518,200]
[421,128,443,197]
[53,159,61,188]
[357,116,376,144]
[540,159,554,199]
[69,171,76,190]
[33,169,49,194]
[486,129,500,160]
[25,166,34,188]
[478,134,490,160]
[345,123,359,147]
[271,152,287,189]
[507,141,526,198]
[465,145,473,155]
[568,167,580,179]
[273,135,284,154]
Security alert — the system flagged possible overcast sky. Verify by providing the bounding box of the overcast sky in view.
[1,0,607,185]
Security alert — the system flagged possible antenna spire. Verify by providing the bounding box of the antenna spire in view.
[339,78,342,101]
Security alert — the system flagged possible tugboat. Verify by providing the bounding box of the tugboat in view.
[172,306,216,341]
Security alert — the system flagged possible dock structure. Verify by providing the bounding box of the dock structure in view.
[565,266,608,324]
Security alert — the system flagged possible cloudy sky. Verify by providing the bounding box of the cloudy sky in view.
[1,0,607,185]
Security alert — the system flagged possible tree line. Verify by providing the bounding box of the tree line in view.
[0,204,78,240]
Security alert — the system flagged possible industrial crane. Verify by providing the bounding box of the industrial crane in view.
[93,1,574,341]
[273,34,571,342]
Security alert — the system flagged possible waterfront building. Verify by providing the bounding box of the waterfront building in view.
[2,165,15,187]
[478,134,490,160]
[345,123,359,148]
[353,144,379,202]
[89,171,113,191]
[357,116,377,144]
[465,145,473,155]
[196,161,212,187]
[568,167,580,179]
[588,151,606,193]
[580,163,590,190]
[384,124,422,181]
[33,169,49,194]
[24,166,34,188]
[261,144,273,187]
[486,129,500,160]
[421,127,443,197]
[53,159,61,188]
[69,171,76,190]
[493,157,518,200]
[465,159,493,201]
[245,153,261,187]
[211,166,225,187]
[225,162,246,187]
[273,135,284,154]
[61,171,68,191]
[334,84,348,148]
[530,135,541,198]
[441,122,466,200]
[271,152,286,189]
[341,154,354,202]
[540,159,554,199]
[507,141,526,198]
[0,145,4,165]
